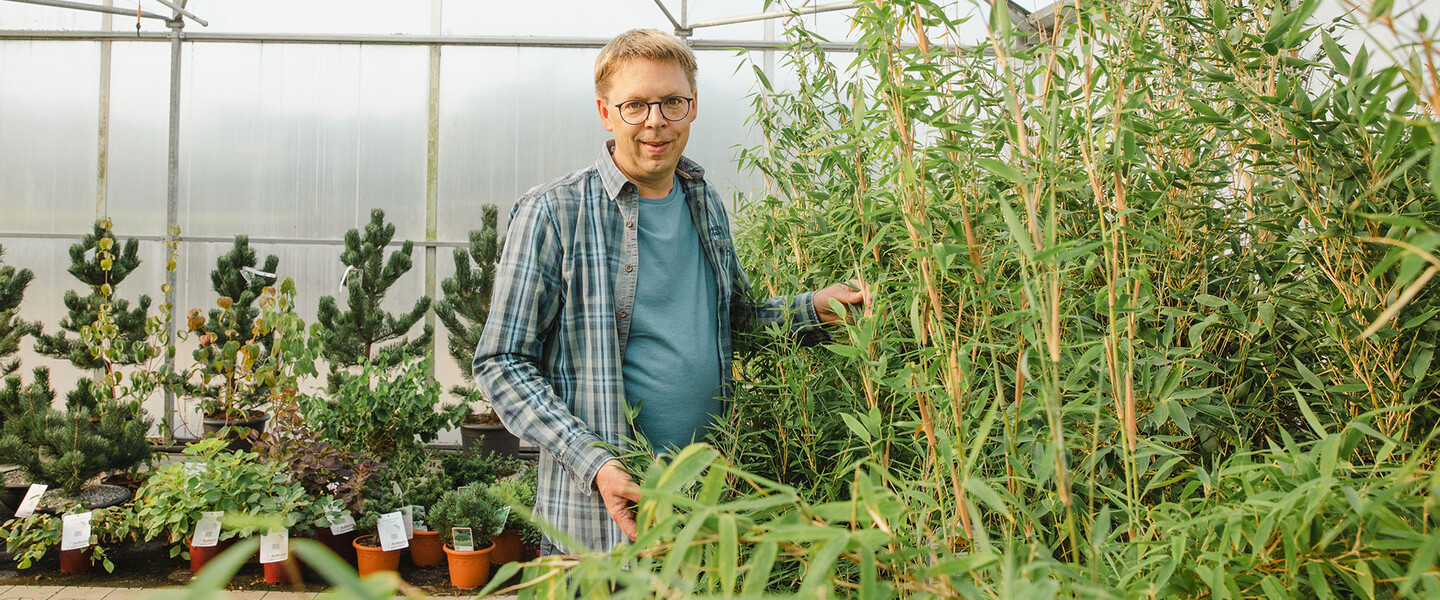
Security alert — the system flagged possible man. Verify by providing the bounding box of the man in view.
[473,29,866,555]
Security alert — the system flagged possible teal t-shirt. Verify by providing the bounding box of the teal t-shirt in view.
[621,176,723,453]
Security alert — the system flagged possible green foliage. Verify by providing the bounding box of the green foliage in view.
[314,208,433,391]
[519,0,1440,597]
[0,367,153,496]
[429,485,503,547]
[435,204,504,399]
[259,397,384,515]
[0,502,141,572]
[302,353,467,461]
[32,220,151,371]
[184,236,282,417]
[134,438,302,558]
[0,243,41,378]
[489,468,541,547]
[185,277,320,420]
[438,450,525,488]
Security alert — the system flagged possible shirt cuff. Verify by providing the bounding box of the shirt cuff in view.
[794,290,832,345]
[559,431,615,497]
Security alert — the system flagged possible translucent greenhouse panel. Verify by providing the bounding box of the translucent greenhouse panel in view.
[0,236,172,434]
[0,3,101,30]
[180,43,429,242]
[440,0,669,38]
[436,46,609,240]
[436,47,766,242]
[0,41,100,235]
[189,0,430,35]
[106,42,171,237]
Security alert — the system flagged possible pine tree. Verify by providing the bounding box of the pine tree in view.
[435,204,504,398]
[316,209,432,389]
[0,243,42,377]
[188,236,280,415]
[33,220,151,371]
[0,367,152,496]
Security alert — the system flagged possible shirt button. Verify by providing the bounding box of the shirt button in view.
[625,265,634,273]
[626,220,634,228]
[618,311,628,318]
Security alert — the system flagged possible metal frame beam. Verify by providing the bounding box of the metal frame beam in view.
[686,1,863,30]
[3,0,167,20]
[0,29,875,51]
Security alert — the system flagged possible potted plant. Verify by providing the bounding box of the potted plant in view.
[487,469,541,564]
[433,208,523,458]
[258,395,382,567]
[134,437,301,573]
[0,501,141,574]
[373,451,452,569]
[252,483,311,585]
[300,352,467,461]
[0,367,152,507]
[429,485,504,590]
[351,487,406,577]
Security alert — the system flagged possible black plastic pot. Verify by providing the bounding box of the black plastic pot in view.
[201,412,271,452]
[0,484,29,521]
[459,422,520,458]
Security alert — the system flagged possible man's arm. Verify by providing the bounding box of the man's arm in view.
[472,197,615,494]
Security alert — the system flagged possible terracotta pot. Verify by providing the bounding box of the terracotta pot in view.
[263,556,303,584]
[490,529,523,565]
[408,529,444,567]
[353,534,401,576]
[443,542,494,590]
[189,537,235,574]
[315,527,358,566]
[59,546,90,574]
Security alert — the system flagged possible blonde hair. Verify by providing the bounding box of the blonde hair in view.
[594,29,698,98]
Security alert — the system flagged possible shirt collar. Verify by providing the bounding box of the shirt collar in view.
[597,139,706,201]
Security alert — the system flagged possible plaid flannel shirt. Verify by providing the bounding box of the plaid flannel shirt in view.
[473,141,828,554]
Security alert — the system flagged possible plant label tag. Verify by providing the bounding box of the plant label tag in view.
[400,505,415,539]
[328,512,355,535]
[377,512,409,551]
[61,512,93,551]
[259,528,288,564]
[452,527,474,552]
[493,506,511,536]
[414,520,428,532]
[192,511,223,547]
[14,484,46,519]
[183,462,207,486]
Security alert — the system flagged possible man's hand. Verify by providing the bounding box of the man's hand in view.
[814,278,870,325]
[595,459,640,541]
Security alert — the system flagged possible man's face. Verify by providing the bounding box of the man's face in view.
[597,58,696,195]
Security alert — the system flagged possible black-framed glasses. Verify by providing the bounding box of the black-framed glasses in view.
[613,96,693,125]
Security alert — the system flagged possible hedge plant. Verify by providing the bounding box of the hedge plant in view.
[484,0,1440,598]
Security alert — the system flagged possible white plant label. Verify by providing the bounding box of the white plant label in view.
[259,528,288,564]
[192,511,223,547]
[414,520,428,532]
[14,484,46,519]
[328,512,355,535]
[452,527,474,552]
[494,506,511,536]
[60,512,93,551]
[400,505,415,539]
[377,511,409,551]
